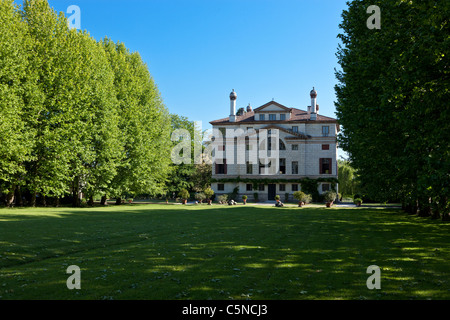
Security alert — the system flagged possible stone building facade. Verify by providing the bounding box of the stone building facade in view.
[209,88,339,202]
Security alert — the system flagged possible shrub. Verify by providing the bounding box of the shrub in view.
[229,187,239,201]
[285,193,290,202]
[178,189,190,200]
[354,198,363,206]
[195,192,206,202]
[253,192,259,202]
[323,191,337,203]
[275,195,280,201]
[293,191,312,204]
[203,187,214,200]
[217,194,228,203]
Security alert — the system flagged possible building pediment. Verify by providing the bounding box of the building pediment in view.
[253,101,292,113]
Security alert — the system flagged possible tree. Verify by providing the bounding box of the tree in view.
[335,0,449,219]
[101,38,172,204]
[337,160,359,197]
[0,0,38,206]
[191,162,212,193]
[165,114,197,197]
[22,0,78,206]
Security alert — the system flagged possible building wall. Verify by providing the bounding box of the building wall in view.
[211,117,338,200]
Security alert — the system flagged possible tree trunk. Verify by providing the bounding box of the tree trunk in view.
[30,192,37,207]
[6,188,15,208]
[15,186,23,207]
[115,197,122,205]
[55,197,60,208]
[88,196,94,207]
[72,177,80,207]
[100,195,107,206]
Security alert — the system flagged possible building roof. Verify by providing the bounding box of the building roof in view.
[210,101,338,126]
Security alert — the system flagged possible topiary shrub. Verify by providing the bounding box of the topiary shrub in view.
[293,191,312,205]
[178,189,190,202]
[323,191,337,207]
[195,192,206,203]
[217,194,228,204]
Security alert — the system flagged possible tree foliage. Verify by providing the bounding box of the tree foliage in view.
[0,0,172,207]
[337,160,359,197]
[335,0,449,219]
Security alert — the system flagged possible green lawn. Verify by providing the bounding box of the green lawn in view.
[0,204,448,300]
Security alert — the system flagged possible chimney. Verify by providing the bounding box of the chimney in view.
[229,89,237,122]
[247,103,253,112]
[310,87,317,120]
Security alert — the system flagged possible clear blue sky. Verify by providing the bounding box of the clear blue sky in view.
[27,0,350,158]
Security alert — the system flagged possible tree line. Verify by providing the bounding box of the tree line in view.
[335,0,449,220]
[0,0,178,207]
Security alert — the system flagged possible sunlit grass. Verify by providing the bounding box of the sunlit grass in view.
[0,204,449,300]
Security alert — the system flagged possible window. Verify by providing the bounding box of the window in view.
[292,126,298,133]
[246,162,253,174]
[279,139,286,150]
[279,158,286,174]
[322,144,330,150]
[246,184,253,191]
[292,184,299,192]
[319,158,332,174]
[292,144,298,150]
[280,114,286,121]
[292,161,299,175]
[260,114,265,121]
[269,114,276,121]
[322,184,330,192]
[216,159,227,174]
[279,184,286,192]
[259,184,265,191]
[322,126,330,137]
[218,184,225,191]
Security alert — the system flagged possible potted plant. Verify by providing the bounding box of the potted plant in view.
[354,198,363,207]
[203,187,214,205]
[127,198,133,204]
[178,189,190,205]
[293,191,312,207]
[217,194,228,204]
[242,195,248,205]
[323,191,337,207]
[275,195,280,203]
[195,192,206,204]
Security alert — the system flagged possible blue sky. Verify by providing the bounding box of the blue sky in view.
[27,0,349,158]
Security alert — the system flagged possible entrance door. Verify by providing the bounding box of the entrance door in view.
[268,184,276,201]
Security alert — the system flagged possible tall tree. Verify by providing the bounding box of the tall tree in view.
[0,0,39,206]
[335,0,449,219]
[101,38,172,204]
